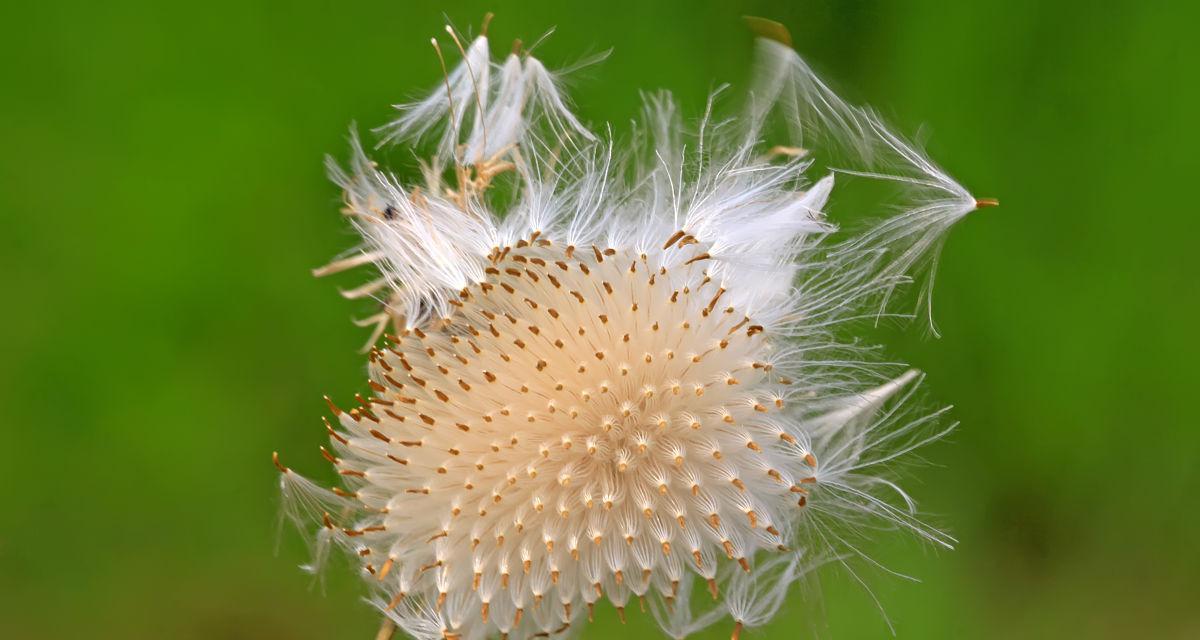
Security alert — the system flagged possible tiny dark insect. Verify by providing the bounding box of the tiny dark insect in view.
[383,205,397,220]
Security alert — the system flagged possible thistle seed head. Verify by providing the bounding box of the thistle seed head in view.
[280,16,987,640]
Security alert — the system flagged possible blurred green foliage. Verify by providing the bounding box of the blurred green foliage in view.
[1,1,1195,638]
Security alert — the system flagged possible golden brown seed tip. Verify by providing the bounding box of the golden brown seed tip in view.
[744,16,793,46]
[663,229,687,249]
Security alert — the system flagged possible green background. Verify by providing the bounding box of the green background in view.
[1,1,1195,638]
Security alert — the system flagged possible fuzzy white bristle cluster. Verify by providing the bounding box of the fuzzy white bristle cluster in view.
[278,16,989,640]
